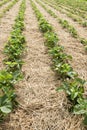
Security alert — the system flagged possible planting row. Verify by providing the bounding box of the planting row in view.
[0,0,11,7]
[0,0,18,20]
[59,4,87,21]
[53,0,87,12]
[42,0,87,28]
[0,0,26,121]
[30,0,87,125]
[35,0,87,50]
[48,0,87,20]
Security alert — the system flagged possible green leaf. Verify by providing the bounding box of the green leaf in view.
[56,87,64,92]
[0,105,11,114]
[83,115,87,125]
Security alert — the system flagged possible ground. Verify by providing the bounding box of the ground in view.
[0,0,87,130]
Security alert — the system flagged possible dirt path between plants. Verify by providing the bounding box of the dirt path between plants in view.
[0,0,14,13]
[34,0,87,82]
[0,0,86,130]
[38,0,87,40]
[0,0,21,70]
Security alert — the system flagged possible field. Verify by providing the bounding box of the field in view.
[0,0,87,129]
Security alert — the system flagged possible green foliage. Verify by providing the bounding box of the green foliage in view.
[49,46,75,78]
[49,46,72,62]
[74,98,87,125]
[0,0,26,120]
[59,19,68,28]
[59,19,78,38]
[0,91,16,119]
[81,38,87,45]
[48,9,57,18]
[0,70,13,84]
[82,22,87,27]
[68,25,78,38]
[4,60,24,71]
[74,98,87,115]
[57,78,85,102]
[39,18,53,32]
[44,32,58,47]
[55,63,77,78]
[0,95,12,114]
[80,38,87,50]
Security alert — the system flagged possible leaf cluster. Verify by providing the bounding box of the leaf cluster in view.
[59,19,78,38]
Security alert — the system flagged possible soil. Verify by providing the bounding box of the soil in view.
[0,0,87,130]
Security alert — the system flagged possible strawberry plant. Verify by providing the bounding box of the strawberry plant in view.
[0,0,26,120]
[0,95,12,115]
[68,25,78,38]
[31,0,87,125]
[80,38,87,50]
[73,98,87,125]
[0,70,14,92]
[59,19,69,28]
[59,19,78,38]
[39,18,53,32]
[55,63,77,78]
[49,46,72,62]
[44,32,58,47]
[81,38,87,45]
[57,78,85,103]
[4,60,24,71]
[48,9,57,18]
[82,22,87,27]
[0,91,17,121]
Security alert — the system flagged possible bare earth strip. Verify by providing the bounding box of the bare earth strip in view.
[0,0,14,13]
[0,0,22,70]
[1,0,86,130]
[34,0,87,82]
[39,0,87,39]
